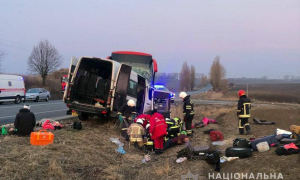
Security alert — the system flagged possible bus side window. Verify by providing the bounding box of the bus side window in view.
[127,80,137,98]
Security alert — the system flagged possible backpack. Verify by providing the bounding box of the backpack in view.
[233,138,252,148]
[73,122,82,130]
[210,131,224,141]
[1,126,8,135]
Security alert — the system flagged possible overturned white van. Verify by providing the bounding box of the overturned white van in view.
[63,57,171,120]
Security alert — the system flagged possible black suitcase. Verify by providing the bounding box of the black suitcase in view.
[225,147,252,158]
[251,134,278,151]
[233,138,252,148]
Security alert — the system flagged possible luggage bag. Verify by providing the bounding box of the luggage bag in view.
[30,130,54,146]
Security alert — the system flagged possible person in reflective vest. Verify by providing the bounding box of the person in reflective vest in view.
[118,99,137,140]
[134,114,151,128]
[173,117,183,136]
[179,92,194,136]
[237,90,251,135]
[144,123,154,154]
[165,118,180,141]
[127,119,145,148]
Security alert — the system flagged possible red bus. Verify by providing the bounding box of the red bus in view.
[107,51,158,85]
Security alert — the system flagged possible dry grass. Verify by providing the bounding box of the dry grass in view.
[2,104,300,180]
[192,84,300,104]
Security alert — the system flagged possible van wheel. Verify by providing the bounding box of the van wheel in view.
[78,112,89,121]
[14,96,21,104]
[45,96,49,102]
[0,102,3,105]
[34,96,39,102]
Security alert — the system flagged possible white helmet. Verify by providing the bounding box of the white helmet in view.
[146,124,150,129]
[23,104,31,110]
[136,118,144,125]
[179,92,187,99]
[127,99,136,107]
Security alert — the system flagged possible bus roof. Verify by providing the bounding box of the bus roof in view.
[112,51,152,57]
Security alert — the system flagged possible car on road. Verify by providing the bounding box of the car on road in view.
[154,85,175,103]
[25,88,51,102]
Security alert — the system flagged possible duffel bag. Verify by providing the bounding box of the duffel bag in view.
[251,135,278,151]
[279,133,300,144]
[233,138,252,148]
[290,125,300,137]
[210,131,224,141]
[225,147,252,158]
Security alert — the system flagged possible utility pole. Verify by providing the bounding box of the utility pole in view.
[247,83,248,96]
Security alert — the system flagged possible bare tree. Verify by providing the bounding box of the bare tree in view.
[209,56,226,91]
[179,61,191,91]
[200,75,209,87]
[190,65,195,91]
[28,39,63,86]
[0,50,6,72]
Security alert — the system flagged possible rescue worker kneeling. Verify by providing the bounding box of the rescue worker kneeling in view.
[163,131,189,150]
[127,119,146,149]
[149,110,168,155]
[165,118,180,141]
[144,124,154,154]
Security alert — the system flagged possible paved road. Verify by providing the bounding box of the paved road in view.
[0,100,69,125]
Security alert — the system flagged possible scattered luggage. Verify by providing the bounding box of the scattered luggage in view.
[253,118,275,125]
[225,147,252,158]
[73,122,82,130]
[279,133,300,144]
[233,138,252,148]
[30,130,54,146]
[275,143,300,156]
[290,125,300,137]
[256,142,270,152]
[177,143,221,172]
[251,134,278,151]
[210,131,224,141]
[276,128,292,136]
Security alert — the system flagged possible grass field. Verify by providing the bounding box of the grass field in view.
[1,104,300,179]
[192,83,300,104]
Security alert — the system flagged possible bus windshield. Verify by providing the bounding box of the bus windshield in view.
[111,53,153,81]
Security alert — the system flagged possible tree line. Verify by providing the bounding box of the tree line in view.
[179,55,227,92]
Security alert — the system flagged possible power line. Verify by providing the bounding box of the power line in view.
[0,38,30,50]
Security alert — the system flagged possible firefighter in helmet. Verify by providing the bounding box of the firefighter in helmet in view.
[237,90,251,135]
[179,92,194,136]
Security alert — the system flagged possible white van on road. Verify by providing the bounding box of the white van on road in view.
[0,74,25,104]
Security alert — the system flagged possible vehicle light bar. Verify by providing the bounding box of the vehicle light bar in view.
[154,85,165,89]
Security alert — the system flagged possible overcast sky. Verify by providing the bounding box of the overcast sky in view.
[0,0,299,79]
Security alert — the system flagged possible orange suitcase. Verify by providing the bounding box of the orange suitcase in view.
[30,130,54,146]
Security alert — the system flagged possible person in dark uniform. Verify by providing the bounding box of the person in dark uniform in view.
[118,99,137,140]
[237,90,251,135]
[179,92,194,136]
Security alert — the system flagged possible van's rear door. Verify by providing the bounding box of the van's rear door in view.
[152,89,171,118]
[63,56,79,102]
[112,64,132,111]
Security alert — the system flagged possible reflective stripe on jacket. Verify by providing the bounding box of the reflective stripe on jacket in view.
[183,95,194,117]
[237,95,251,118]
[127,123,145,142]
